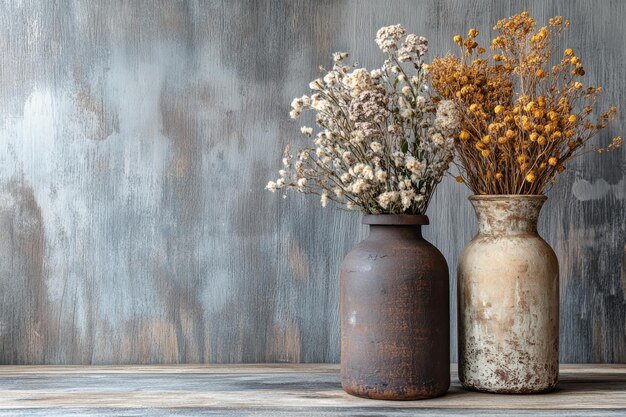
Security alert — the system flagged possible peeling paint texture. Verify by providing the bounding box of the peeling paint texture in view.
[0,0,624,364]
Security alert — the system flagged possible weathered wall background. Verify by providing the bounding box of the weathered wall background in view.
[0,0,623,364]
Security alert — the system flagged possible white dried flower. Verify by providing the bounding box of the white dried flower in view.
[265,181,277,192]
[333,51,348,62]
[350,179,369,194]
[377,191,399,208]
[375,24,407,52]
[432,132,445,146]
[309,78,323,90]
[268,26,454,215]
[405,157,424,174]
[320,193,329,207]
[370,142,383,153]
[401,189,416,209]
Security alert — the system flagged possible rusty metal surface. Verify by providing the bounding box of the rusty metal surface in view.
[458,196,559,393]
[340,216,450,400]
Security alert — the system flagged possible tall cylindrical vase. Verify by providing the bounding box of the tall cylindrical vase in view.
[340,214,450,400]
[458,195,559,393]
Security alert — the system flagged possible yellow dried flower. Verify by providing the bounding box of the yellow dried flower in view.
[525,172,536,182]
[557,165,566,173]
[494,105,505,115]
[498,136,507,144]
[454,35,463,45]
[468,28,479,38]
[535,69,546,78]
[481,149,491,157]
[548,157,558,166]
[506,129,515,138]
[456,176,464,183]
[570,56,580,65]
[459,130,471,140]
[565,48,574,56]
[574,82,583,89]
[495,173,503,180]
[482,135,491,144]
[567,115,577,123]
[537,135,547,145]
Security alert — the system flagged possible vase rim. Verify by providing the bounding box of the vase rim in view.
[469,194,547,201]
[362,214,429,225]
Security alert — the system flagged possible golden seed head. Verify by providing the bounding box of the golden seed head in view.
[459,130,471,140]
[498,136,507,144]
[537,135,547,145]
[568,115,577,123]
[454,35,463,45]
[494,105,505,115]
[455,175,464,183]
[506,129,515,138]
[565,48,574,56]
[482,135,491,144]
[525,172,536,182]
[481,149,491,157]
[495,173,503,180]
[574,82,583,90]
[548,157,558,166]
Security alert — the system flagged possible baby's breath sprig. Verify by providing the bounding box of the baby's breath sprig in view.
[266,25,460,214]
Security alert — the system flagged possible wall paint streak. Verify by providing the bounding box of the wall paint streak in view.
[0,0,623,364]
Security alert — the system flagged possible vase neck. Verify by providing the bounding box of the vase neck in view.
[362,215,428,240]
[368,224,424,240]
[470,195,546,235]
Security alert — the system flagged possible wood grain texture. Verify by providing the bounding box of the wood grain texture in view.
[0,364,624,416]
[0,0,623,364]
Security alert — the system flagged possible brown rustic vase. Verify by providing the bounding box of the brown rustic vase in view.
[458,195,559,394]
[340,214,450,400]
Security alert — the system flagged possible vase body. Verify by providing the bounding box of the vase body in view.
[340,214,450,400]
[458,195,559,394]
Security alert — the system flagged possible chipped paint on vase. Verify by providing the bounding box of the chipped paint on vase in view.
[458,195,559,394]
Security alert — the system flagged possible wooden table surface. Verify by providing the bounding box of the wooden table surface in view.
[0,364,624,416]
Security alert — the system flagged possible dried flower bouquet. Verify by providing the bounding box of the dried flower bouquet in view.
[266,25,460,214]
[429,12,621,195]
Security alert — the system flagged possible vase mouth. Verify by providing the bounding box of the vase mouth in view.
[469,194,547,202]
[362,214,429,225]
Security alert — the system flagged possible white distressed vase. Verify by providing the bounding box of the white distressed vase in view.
[458,195,559,393]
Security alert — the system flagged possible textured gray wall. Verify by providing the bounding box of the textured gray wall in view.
[0,0,623,364]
